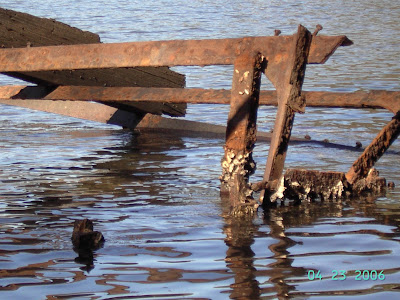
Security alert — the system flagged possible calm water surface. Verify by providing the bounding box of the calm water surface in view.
[0,1,400,299]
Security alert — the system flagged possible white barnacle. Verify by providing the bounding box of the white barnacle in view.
[244,89,250,95]
[222,160,229,169]
[334,181,344,197]
[235,69,240,74]
[270,176,286,202]
[243,71,250,79]
[239,91,244,95]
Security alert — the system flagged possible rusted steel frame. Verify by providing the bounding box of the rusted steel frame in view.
[220,51,265,210]
[346,111,400,185]
[43,87,400,114]
[259,25,312,204]
[0,35,351,72]
[1,85,400,113]
[301,90,400,114]
[1,85,399,114]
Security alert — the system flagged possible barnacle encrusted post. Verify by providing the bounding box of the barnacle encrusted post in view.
[259,25,312,207]
[220,50,265,211]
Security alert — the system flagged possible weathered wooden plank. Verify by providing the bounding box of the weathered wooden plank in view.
[0,7,186,117]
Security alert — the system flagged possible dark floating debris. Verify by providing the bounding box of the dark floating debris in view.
[72,218,105,250]
[356,141,362,149]
[72,218,105,272]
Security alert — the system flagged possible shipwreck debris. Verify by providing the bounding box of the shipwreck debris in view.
[0,8,398,214]
[72,218,105,250]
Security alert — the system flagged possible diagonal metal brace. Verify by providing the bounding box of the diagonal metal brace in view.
[260,25,313,205]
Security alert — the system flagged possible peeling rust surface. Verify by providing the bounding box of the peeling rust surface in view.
[261,168,386,203]
[220,51,265,210]
[346,111,400,185]
[0,35,351,72]
[283,169,350,201]
[260,25,312,204]
[2,85,399,113]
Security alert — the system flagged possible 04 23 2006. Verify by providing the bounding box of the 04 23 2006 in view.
[307,270,385,281]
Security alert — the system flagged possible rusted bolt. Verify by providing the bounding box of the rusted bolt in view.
[304,134,311,140]
[274,30,281,36]
[388,181,395,189]
[313,24,323,36]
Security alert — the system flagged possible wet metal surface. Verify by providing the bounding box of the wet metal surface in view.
[0,35,350,72]
[260,25,312,204]
[220,51,264,209]
[0,0,399,299]
[2,86,400,113]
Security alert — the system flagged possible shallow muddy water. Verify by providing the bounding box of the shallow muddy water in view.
[0,1,400,299]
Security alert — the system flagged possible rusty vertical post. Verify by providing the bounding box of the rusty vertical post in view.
[260,25,312,205]
[220,51,265,212]
[346,111,400,185]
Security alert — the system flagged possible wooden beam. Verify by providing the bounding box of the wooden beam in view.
[0,7,186,117]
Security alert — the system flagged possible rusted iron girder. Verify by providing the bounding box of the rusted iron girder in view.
[346,111,400,185]
[2,86,398,112]
[259,25,312,205]
[220,51,265,212]
[0,35,351,72]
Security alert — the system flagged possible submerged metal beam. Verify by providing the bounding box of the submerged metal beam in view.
[0,35,351,72]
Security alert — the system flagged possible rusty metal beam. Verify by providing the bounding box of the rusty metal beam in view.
[0,35,351,72]
[346,111,400,185]
[220,51,265,212]
[2,85,398,112]
[301,90,400,114]
[260,25,312,205]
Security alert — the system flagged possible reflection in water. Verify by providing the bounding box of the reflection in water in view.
[221,196,400,299]
[0,123,399,298]
[221,197,261,299]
